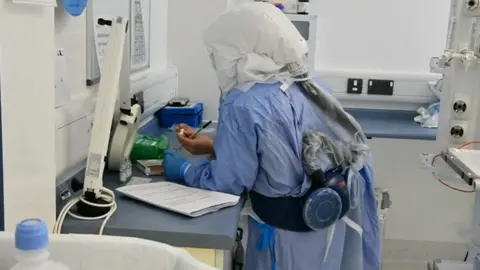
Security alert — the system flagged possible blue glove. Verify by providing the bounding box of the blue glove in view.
[163,150,190,183]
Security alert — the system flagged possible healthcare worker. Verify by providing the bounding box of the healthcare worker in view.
[163,3,380,270]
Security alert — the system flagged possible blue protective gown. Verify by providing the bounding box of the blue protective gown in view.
[183,81,380,270]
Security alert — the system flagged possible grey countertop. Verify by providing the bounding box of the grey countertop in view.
[142,108,437,141]
[345,108,437,141]
[60,121,244,250]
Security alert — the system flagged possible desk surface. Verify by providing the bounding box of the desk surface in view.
[345,108,437,141]
[60,122,243,250]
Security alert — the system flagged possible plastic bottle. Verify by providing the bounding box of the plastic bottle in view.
[10,219,71,270]
[119,157,133,183]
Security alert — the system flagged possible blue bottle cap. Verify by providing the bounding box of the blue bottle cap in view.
[15,219,49,251]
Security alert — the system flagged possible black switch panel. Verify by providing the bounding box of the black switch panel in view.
[367,79,394,96]
[347,78,363,94]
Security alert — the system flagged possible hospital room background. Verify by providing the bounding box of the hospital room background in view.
[169,1,467,268]
[0,0,470,269]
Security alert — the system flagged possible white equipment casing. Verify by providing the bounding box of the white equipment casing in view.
[108,104,141,170]
[107,16,142,171]
[84,17,129,196]
[431,0,480,269]
[436,0,480,149]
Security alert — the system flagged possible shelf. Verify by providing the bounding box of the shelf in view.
[441,148,480,186]
[285,13,317,22]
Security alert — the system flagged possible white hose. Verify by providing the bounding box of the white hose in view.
[53,187,117,235]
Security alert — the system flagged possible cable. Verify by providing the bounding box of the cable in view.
[53,187,117,235]
[431,141,480,193]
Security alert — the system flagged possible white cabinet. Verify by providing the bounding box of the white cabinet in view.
[369,138,473,243]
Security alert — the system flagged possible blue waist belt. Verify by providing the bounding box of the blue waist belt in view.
[250,168,364,232]
[250,191,311,232]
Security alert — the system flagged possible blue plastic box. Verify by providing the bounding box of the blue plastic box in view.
[155,102,204,128]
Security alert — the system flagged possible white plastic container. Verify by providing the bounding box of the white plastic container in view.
[10,219,70,270]
[0,223,218,270]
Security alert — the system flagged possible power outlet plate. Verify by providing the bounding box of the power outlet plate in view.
[451,94,474,120]
[449,120,472,144]
[367,79,394,96]
[463,0,480,16]
[347,78,363,94]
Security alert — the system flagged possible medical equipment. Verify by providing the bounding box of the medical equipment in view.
[107,18,142,171]
[249,167,353,231]
[427,0,480,269]
[303,169,352,229]
[54,16,141,235]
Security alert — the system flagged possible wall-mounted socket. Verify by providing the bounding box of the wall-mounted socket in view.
[464,0,480,16]
[452,94,474,120]
[367,79,394,96]
[449,120,471,144]
[347,78,363,94]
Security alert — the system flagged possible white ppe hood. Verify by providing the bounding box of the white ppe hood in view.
[203,2,309,95]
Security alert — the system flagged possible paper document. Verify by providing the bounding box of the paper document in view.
[94,2,148,74]
[117,182,241,217]
[131,0,149,72]
[126,176,152,186]
[55,49,71,108]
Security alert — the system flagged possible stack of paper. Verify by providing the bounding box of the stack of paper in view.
[116,182,240,217]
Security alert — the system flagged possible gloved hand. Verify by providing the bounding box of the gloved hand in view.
[163,150,190,183]
[175,123,215,156]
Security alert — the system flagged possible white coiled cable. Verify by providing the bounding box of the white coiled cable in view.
[53,187,117,235]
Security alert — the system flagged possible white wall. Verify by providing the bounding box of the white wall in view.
[0,3,56,231]
[54,0,175,182]
[168,0,227,120]
[173,0,451,119]
[168,0,472,262]
[312,0,450,72]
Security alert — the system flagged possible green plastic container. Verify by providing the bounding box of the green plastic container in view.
[130,135,169,163]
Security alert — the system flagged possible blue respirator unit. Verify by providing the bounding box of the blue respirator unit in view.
[302,168,351,230]
[249,168,352,232]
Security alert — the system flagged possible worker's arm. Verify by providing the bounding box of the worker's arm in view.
[183,104,260,196]
[175,124,216,156]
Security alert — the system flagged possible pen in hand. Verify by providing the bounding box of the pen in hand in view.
[174,121,213,151]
